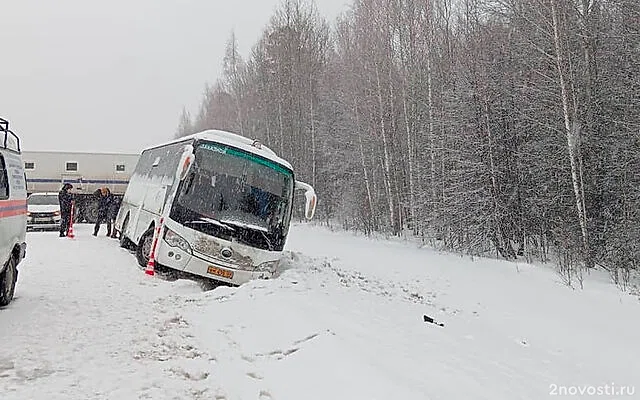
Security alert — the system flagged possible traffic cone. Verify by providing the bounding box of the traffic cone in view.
[67,202,76,239]
[145,218,163,276]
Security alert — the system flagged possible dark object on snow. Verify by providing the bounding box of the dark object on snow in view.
[423,314,444,327]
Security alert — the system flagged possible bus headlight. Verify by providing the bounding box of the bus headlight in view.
[163,227,192,254]
[256,260,279,273]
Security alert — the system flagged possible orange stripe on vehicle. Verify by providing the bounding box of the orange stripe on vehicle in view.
[0,199,28,206]
[0,199,27,219]
[0,209,27,218]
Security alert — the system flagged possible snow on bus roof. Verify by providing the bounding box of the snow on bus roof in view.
[145,130,293,171]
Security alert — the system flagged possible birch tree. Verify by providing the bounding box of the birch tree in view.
[179,0,640,280]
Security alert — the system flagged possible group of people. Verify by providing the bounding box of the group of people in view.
[58,183,122,238]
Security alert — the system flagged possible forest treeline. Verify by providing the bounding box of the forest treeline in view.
[176,0,640,287]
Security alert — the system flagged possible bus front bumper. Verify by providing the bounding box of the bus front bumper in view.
[156,241,277,286]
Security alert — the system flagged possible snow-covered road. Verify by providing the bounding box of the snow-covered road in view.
[0,225,210,399]
[1,223,638,399]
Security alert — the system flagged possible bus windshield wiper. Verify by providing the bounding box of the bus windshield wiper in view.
[185,217,235,231]
[219,219,272,251]
[258,230,273,251]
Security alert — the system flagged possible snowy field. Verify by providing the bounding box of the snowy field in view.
[0,223,638,400]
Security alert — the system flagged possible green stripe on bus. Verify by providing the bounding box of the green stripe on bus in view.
[200,143,292,176]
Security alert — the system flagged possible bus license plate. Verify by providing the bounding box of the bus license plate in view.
[207,266,234,279]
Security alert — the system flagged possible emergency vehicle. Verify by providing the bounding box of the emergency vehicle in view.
[0,117,27,306]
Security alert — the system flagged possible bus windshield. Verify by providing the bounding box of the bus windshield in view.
[172,141,294,251]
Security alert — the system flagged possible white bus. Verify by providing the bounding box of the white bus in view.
[115,129,317,286]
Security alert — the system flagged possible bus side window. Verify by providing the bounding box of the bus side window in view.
[0,155,9,200]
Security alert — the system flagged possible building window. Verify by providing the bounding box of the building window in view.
[66,162,78,172]
[0,156,9,200]
[115,164,126,172]
[24,161,35,170]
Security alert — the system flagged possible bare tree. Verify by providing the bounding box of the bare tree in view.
[178,0,640,282]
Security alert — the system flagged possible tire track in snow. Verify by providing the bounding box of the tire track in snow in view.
[282,250,463,316]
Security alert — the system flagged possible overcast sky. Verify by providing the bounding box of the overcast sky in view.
[0,0,348,154]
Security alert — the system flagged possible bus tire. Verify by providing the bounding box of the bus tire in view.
[0,256,18,307]
[136,226,155,268]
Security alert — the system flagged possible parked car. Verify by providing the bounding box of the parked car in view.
[26,192,62,231]
[0,117,27,306]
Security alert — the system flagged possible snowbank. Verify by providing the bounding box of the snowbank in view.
[0,223,637,399]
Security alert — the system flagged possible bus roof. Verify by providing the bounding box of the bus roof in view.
[145,130,294,171]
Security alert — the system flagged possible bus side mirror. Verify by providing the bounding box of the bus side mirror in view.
[295,180,317,220]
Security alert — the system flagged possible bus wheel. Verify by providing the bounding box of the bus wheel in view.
[0,256,18,307]
[136,227,155,268]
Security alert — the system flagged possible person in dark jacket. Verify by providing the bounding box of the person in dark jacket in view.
[58,183,74,237]
[93,187,114,236]
[107,196,122,238]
